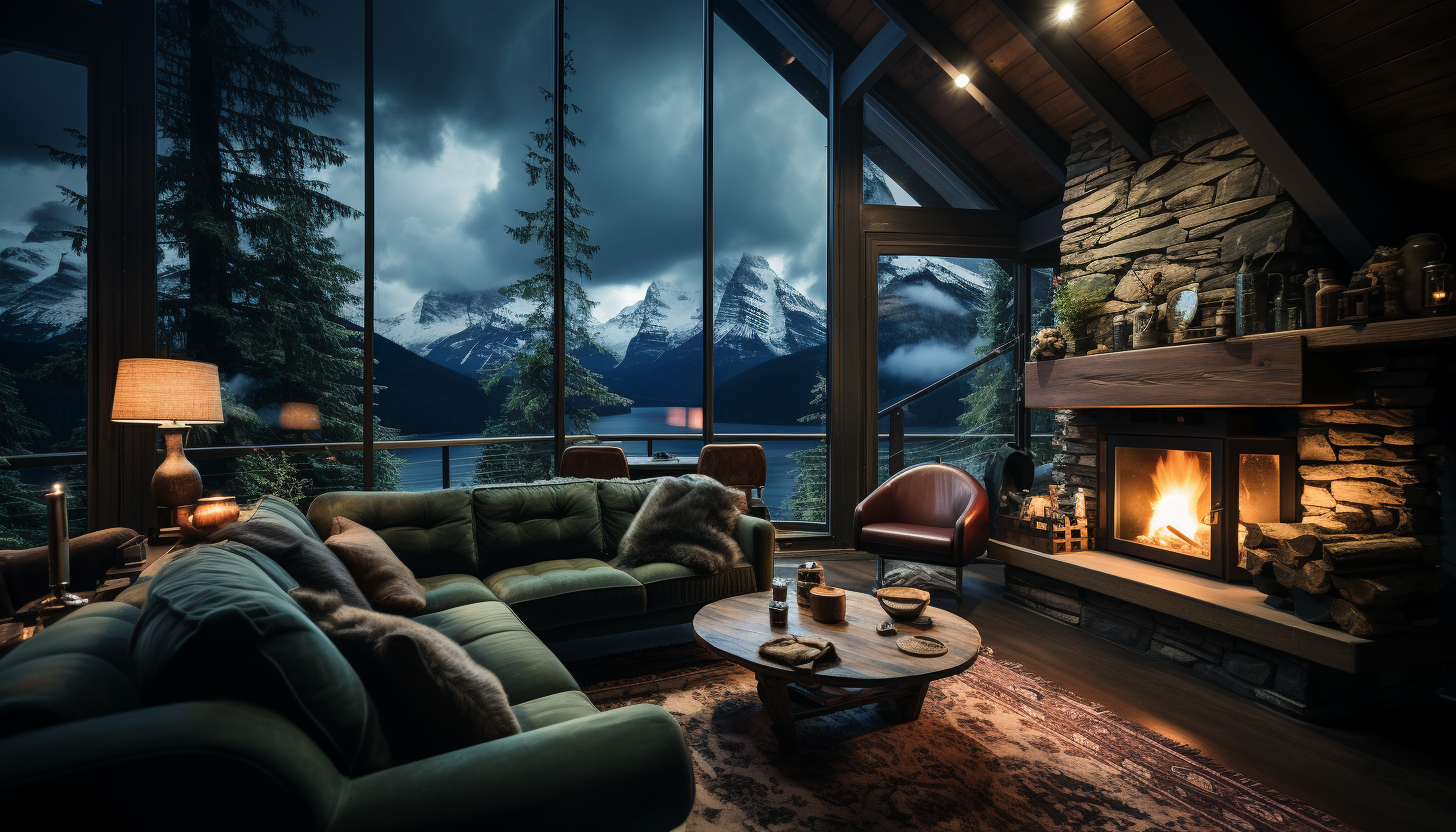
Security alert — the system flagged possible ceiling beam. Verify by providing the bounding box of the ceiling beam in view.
[836,19,913,105]
[1019,201,1065,252]
[872,0,1068,182]
[989,0,1153,162]
[1139,0,1405,266]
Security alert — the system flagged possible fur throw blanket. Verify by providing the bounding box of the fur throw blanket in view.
[612,475,745,574]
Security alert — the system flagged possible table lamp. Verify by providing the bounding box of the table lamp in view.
[111,358,224,541]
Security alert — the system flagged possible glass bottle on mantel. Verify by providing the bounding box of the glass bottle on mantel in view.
[1268,272,1286,331]
[1401,233,1445,314]
[1303,269,1320,325]
[1235,260,1268,336]
[1314,268,1344,327]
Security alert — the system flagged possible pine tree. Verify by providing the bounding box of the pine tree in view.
[0,364,49,548]
[155,0,398,497]
[786,373,828,523]
[957,262,1017,471]
[483,45,629,444]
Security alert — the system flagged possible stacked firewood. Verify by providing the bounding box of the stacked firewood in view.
[1242,522,1443,637]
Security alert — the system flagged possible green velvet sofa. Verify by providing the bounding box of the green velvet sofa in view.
[305,477,777,640]
[0,478,772,831]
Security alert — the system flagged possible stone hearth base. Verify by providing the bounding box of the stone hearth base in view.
[1004,565,1447,721]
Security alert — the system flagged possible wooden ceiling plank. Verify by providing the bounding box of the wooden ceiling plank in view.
[1308,2,1456,85]
[1036,86,1090,129]
[874,0,1071,180]
[1017,63,1072,109]
[953,110,1005,150]
[837,0,880,43]
[968,125,1022,162]
[1288,0,1442,61]
[1269,0,1361,33]
[1095,24,1171,81]
[1367,112,1456,164]
[1133,71,1204,119]
[1140,0,1406,265]
[1076,1,1151,60]
[982,27,1038,76]
[1117,49,1187,99]
[824,0,856,25]
[950,0,1003,43]
[1065,0,1131,40]
[992,0,1154,159]
[849,8,892,44]
[943,99,991,137]
[1329,36,1456,111]
[1000,53,1058,97]
[838,19,915,104]
[1386,146,1456,184]
[1347,71,1456,136]
[1051,104,1098,139]
[967,14,1021,59]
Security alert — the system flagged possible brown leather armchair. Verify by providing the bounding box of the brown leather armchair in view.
[559,445,629,479]
[852,463,991,601]
[697,444,769,520]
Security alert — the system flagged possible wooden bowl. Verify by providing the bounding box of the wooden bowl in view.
[876,586,931,621]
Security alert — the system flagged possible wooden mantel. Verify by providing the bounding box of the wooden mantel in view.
[1025,317,1456,409]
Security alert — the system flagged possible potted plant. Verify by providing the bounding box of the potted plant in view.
[1052,275,1106,355]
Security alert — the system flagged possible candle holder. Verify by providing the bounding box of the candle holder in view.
[41,483,87,611]
[795,561,824,607]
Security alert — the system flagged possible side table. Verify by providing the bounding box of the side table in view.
[0,540,174,657]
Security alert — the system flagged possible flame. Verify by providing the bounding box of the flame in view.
[1145,450,1209,552]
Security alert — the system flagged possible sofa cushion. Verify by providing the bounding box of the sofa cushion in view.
[619,562,757,613]
[209,520,370,609]
[325,517,427,615]
[291,588,520,763]
[596,478,670,558]
[248,495,321,542]
[484,559,645,631]
[0,603,142,737]
[130,547,391,776]
[413,601,580,705]
[510,690,600,732]
[417,574,499,614]
[308,489,477,578]
[472,481,605,571]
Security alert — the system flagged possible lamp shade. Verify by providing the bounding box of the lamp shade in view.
[111,358,224,425]
[279,401,321,431]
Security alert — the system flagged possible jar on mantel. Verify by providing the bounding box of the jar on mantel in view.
[1401,233,1446,314]
[1314,267,1344,327]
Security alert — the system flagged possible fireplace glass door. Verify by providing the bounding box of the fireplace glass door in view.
[1112,447,1214,561]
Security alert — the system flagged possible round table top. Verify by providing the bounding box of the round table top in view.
[693,590,982,687]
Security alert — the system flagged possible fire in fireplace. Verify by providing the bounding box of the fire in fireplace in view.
[1100,413,1295,581]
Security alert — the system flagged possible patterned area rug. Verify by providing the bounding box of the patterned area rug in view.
[580,645,1356,832]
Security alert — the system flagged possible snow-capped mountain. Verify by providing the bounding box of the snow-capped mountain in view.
[596,278,699,362]
[0,215,88,343]
[876,255,989,385]
[710,254,826,358]
[375,289,501,355]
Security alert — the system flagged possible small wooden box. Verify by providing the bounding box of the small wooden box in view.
[995,514,1094,555]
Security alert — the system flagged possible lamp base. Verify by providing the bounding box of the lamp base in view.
[37,587,89,611]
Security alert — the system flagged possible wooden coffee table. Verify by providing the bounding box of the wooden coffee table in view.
[693,590,982,752]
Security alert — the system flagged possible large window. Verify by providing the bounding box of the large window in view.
[154,0,378,505]
[570,0,704,462]
[876,254,1016,483]
[713,9,829,523]
[373,0,555,488]
[0,50,89,546]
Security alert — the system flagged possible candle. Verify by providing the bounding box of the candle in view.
[191,496,240,530]
[46,483,69,589]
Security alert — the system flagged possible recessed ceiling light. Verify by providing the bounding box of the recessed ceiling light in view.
[954,73,970,88]
[1057,3,1076,22]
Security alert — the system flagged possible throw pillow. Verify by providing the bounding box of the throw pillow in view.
[290,588,520,762]
[612,475,744,574]
[207,521,372,610]
[325,517,427,615]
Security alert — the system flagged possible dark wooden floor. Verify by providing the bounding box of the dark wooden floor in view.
[553,551,1455,832]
